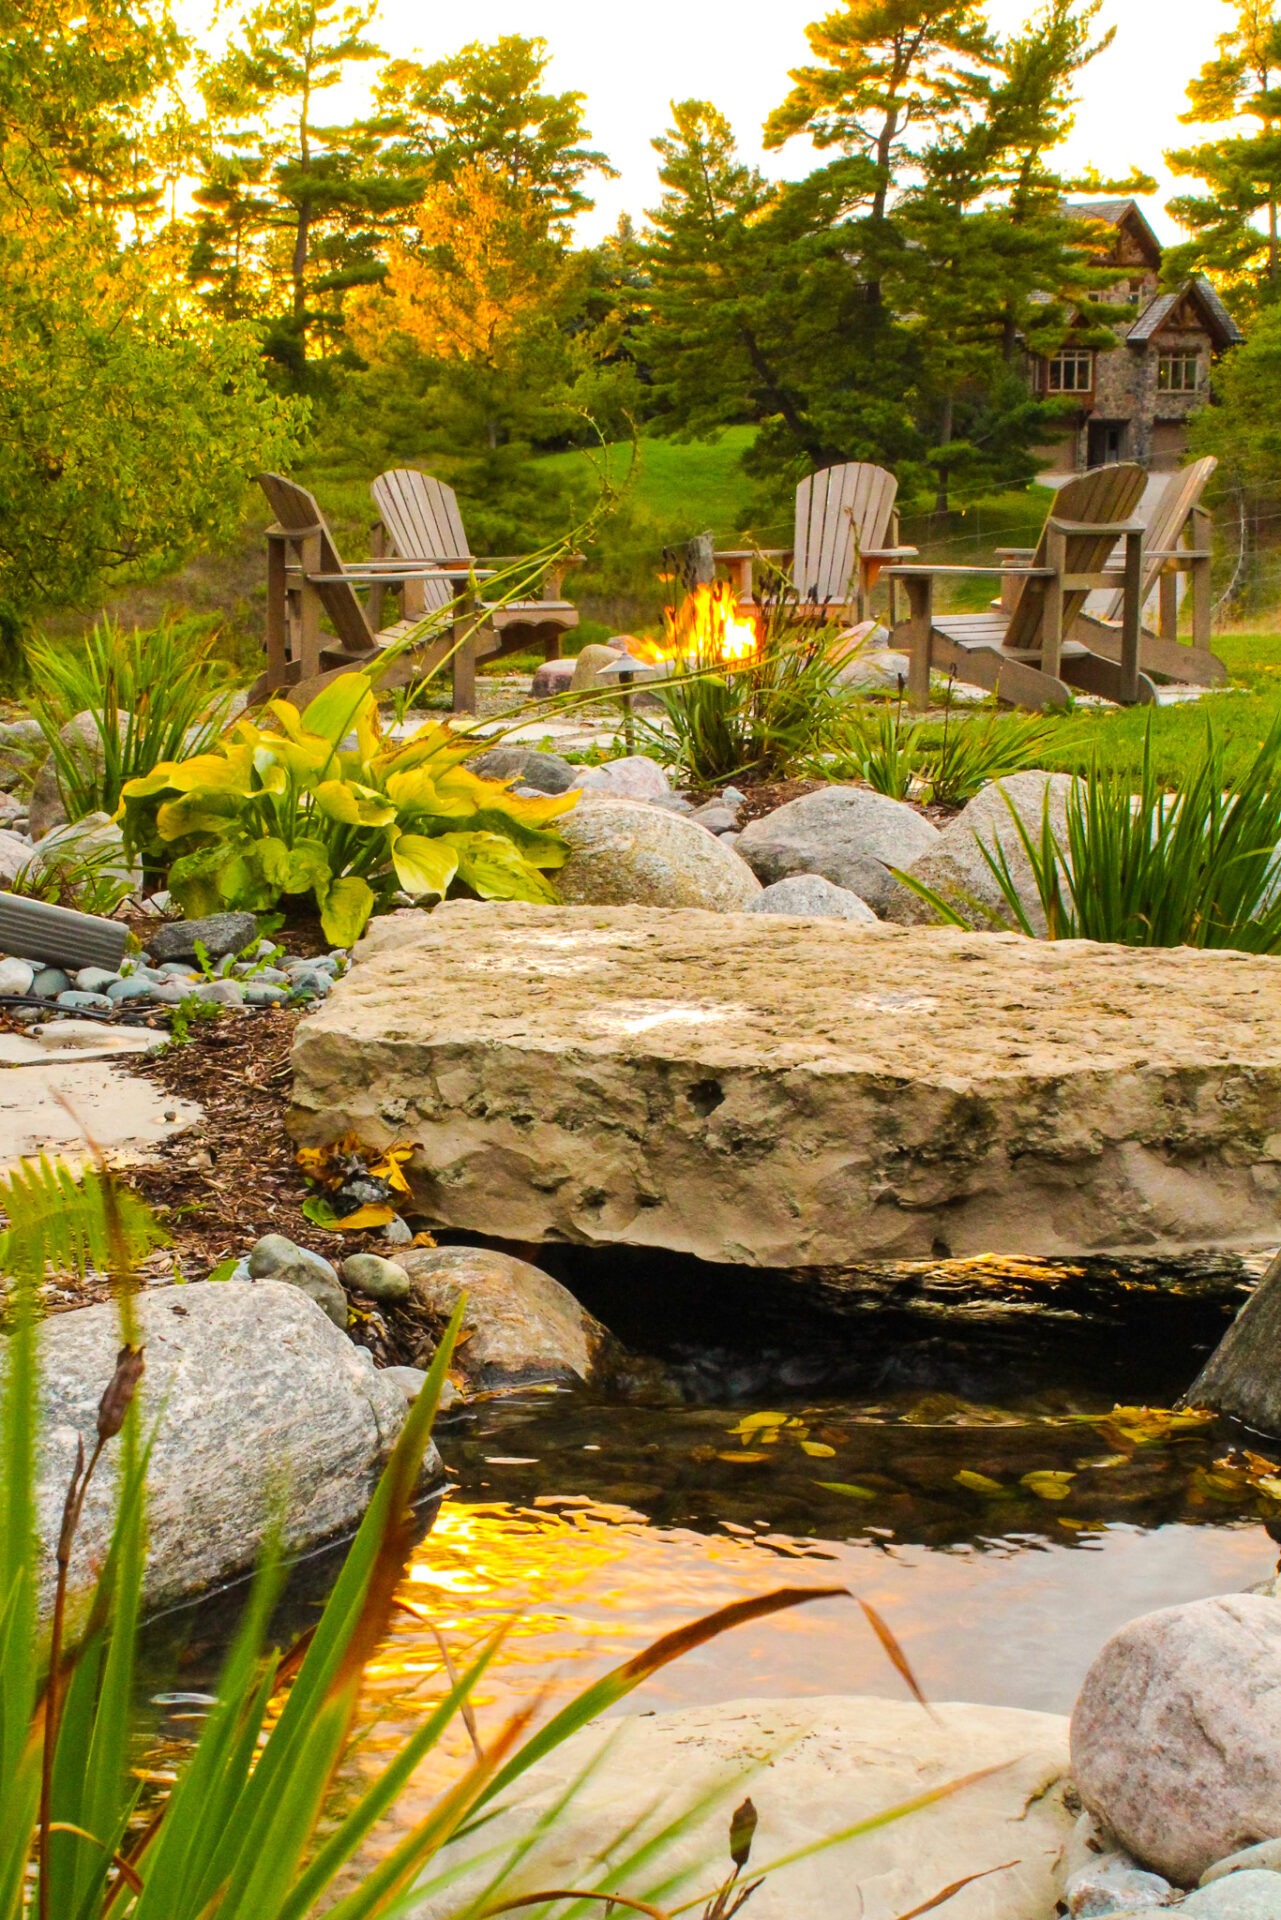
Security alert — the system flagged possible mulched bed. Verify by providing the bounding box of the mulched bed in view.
[119,1008,376,1278]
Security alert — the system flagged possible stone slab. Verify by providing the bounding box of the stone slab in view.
[290,904,1281,1266]
[407,1694,1074,1920]
[0,1032,198,1168]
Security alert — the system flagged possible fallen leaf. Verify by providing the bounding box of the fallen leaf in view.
[1021,1470,1076,1501]
[954,1470,1005,1494]
[801,1441,837,1458]
[717,1451,770,1464]
[816,1481,878,1499]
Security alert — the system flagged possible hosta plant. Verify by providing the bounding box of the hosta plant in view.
[118,671,575,944]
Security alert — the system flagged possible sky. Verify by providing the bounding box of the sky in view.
[359,0,1237,242]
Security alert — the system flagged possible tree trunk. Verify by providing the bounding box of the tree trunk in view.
[738,324,840,469]
[1184,1246,1281,1436]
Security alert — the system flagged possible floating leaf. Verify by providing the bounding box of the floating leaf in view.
[1021,1470,1076,1502]
[717,1451,770,1464]
[728,1411,788,1438]
[954,1470,1004,1494]
[800,1441,837,1458]
[1094,1404,1216,1448]
[816,1481,878,1500]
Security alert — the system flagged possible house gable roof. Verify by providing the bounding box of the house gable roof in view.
[1063,197,1163,269]
[1127,275,1244,349]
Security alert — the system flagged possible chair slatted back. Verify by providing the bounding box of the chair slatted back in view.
[257,472,373,653]
[372,469,471,616]
[1005,463,1147,654]
[1097,456,1217,622]
[794,463,898,604]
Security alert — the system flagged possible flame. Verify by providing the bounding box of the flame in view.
[659,580,759,666]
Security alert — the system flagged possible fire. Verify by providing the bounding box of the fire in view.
[658,579,759,667]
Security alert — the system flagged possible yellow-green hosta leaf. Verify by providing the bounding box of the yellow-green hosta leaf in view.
[384,766,476,819]
[376,719,471,775]
[467,808,569,866]
[313,779,397,828]
[281,838,333,895]
[390,831,459,898]
[442,830,560,903]
[253,836,293,887]
[162,742,258,795]
[488,785,580,826]
[251,749,289,794]
[266,699,305,741]
[300,673,377,747]
[120,762,181,801]
[154,789,246,841]
[268,735,336,786]
[319,873,376,945]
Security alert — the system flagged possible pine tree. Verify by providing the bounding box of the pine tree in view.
[374,36,614,236]
[1165,2,1281,311]
[194,0,390,376]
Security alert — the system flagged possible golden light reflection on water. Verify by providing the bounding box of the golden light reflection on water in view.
[347,1492,1272,1840]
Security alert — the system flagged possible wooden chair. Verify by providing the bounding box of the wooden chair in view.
[255,472,496,712]
[889,464,1154,712]
[1074,456,1225,687]
[715,463,918,624]
[369,469,580,667]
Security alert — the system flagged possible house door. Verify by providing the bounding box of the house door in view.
[1087,420,1127,467]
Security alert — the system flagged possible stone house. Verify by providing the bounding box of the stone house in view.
[1034,199,1243,473]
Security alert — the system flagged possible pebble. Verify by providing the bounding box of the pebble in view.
[341,1253,411,1301]
[193,978,244,1008]
[149,911,257,963]
[247,1234,347,1329]
[56,990,113,1012]
[381,1215,414,1246]
[1178,1871,1281,1917]
[1203,1841,1281,1884]
[74,966,120,995]
[31,967,70,998]
[287,970,332,999]
[243,982,289,1008]
[720,786,747,808]
[156,961,199,979]
[689,805,740,835]
[1066,1859,1175,1915]
[234,965,288,984]
[106,978,157,1004]
[0,957,35,995]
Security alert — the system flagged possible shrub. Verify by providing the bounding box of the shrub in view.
[902,712,1281,950]
[831,689,1057,809]
[119,670,576,944]
[27,617,238,822]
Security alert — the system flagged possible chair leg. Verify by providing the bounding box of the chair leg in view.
[265,532,288,691]
[902,577,933,711]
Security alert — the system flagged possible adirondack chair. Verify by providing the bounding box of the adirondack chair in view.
[1073,456,1225,686]
[715,463,918,624]
[255,473,496,712]
[889,464,1153,712]
[369,469,580,665]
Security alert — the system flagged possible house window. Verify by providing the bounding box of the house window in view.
[1158,351,1202,393]
[1046,350,1095,393]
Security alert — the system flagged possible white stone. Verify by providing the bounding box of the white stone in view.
[590,755,671,800]
[407,1695,1074,1920]
[0,955,35,993]
[746,875,878,922]
[557,793,762,911]
[737,786,938,913]
[0,833,34,887]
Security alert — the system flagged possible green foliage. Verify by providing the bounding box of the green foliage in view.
[1166,0,1281,312]
[831,690,1057,805]
[27,618,238,824]
[119,669,576,943]
[643,602,859,787]
[906,712,1281,949]
[1191,302,1281,500]
[8,838,136,919]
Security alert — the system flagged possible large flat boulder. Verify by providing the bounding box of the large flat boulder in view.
[34,1280,435,1610]
[290,903,1281,1266]
[407,1695,1075,1920]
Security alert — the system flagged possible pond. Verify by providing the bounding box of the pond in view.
[143,1247,1281,1828]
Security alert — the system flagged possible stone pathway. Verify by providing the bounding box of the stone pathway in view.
[0,1020,200,1167]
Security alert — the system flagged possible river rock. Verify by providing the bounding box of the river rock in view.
[292,903,1281,1266]
[470,745,580,794]
[1186,1248,1281,1435]
[32,1280,430,1610]
[0,717,44,792]
[405,1694,1075,1920]
[568,643,622,692]
[248,1233,347,1327]
[589,755,671,801]
[28,710,128,838]
[0,829,33,887]
[530,657,577,697]
[736,786,938,913]
[150,911,258,963]
[745,874,878,922]
[1064,1857,1175,1914]
[885,772,1077,934]
[399,1245,607,1387]
[341,1252,411,1301]
[1179,1873,1281,1917]
[556,794,761,911]
[1203,1839,1281,1883]
[0,955,35,994]
[1071,1594,1281,1886]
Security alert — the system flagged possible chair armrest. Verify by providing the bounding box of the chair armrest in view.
[714,548,791,562]
[860,546,919,561]
[1145,547,1213,560]
[995,546,1036,560]
[1048,518,1146,536]
[306,566,497,583]
[887,564,1055,578]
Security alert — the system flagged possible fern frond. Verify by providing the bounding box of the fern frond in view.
[0,1158,169,1289]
